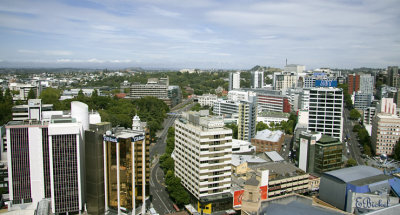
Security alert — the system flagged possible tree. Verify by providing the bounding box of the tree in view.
[27,88,36,99]
[39,87,60,105]
[225,123,238,139]
[4,88,12,104]
[346,158,357,167]
[394,140,400,161]
[353,124,362,132]
[77,89,85,101]
[256,121,269,131]
[349,109,361,120]
[91,89,98,99]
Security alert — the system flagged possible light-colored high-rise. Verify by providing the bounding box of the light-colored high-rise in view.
[174,111,232,213]
[307,87,343,140]
[238,98,257,142]
[229,72,240,91]
[251,71,264,88]
[371,113,400,155]
[273,72,298,91]
[6,102,88,214]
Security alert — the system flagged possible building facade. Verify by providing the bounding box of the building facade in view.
[229,72,240,91]
[273,72,298,91]
[174,111,232,213]
[197,94,218,107]
[251,71,264,89]
[251,129,284,153]
[307,87,343,140]
[256,93,291,113]
[238,98,257,142]
[371,113,400,155]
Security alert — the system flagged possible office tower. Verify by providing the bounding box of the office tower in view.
[103,116,149,214]
[348,74,360,95]
[85,122,112,215]
[371,113,400,155]
[251,71,264,88]
[238,97,257,142]
[307,87,343,140]
[299,132,342,174]
[174,111,232,213]
[6,102,88,214]
[256,93,291,113]
[273,72,298,91]
[387,66,399,87]
[229,72,240,91]
[284,64,305,73]
[377,97,397,115]
[359,74,374,95]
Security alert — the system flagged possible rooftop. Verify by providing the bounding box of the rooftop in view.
[323,165,383,183]
[317,135,340,145]
[253,129,284,142]
[259,194,346,215]
[265,151,284,162]
[232,154,267,167]
[258,111,290,118]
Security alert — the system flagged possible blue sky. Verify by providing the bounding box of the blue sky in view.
[0,0,399,69]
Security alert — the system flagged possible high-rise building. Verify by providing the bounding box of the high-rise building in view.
[174,111,232,213]
[229,72,240,91]
[273,72,298,91]
[284,64,305,73]
[251,71,264,89]
[85,122,112,215]
[6,102,89,214]
[299,132,342,174]
[103,116,150,214]
[371,113,400,155]
[387,66,399,87]
[348,74,360,95]
[307,87,343,140]
[11,99,53,121]
[238,97,257,142]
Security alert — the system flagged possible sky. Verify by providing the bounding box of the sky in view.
[0,0,399,69]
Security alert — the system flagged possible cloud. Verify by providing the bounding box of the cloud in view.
[19,49,72,56]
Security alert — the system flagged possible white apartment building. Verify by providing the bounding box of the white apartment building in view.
[213,99,240,116]
[130,78,169,99]
[363,107,376,125]
[197,94,218,107]
[307,88,343,140]
[273,72,298,91]
[174,111,232,210]
[251,71,264,88]
[229,72,240,91]
[227,90,256,102]
[6,102,88,214]
[371,113,400,156]
[284,64,305,73]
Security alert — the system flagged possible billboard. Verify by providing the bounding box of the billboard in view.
[315,80,338,87]
[233,190,244,207]
[260,185,268,200]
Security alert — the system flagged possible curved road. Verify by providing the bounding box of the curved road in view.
[149,99,195,214]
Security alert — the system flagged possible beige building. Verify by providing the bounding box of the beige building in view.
[371,113,400,155]
[174,111,232,213]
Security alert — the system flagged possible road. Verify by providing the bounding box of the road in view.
[149,99,194,214]
[342,109,364,165]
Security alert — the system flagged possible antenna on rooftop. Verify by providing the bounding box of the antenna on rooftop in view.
[286,58,288,66]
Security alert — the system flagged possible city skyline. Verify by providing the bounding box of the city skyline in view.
[0,0,399,69]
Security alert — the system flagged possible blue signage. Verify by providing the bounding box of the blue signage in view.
[315,80,338,87]
[132,135,145,142]
[355,197,390,209]
[313,72,325,77]
[104,135,118,143]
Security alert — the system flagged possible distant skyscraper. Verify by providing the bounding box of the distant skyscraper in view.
[348,74,360,95]
[307,87,343,140]
[229,72,240,91]
[238,97,257,142]
[387,66,399,87]
[251,71,264,88]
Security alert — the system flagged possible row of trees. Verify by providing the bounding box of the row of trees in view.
[353,124,372,156]
[0,88,13,125]
[159,127,190,206]
[39,87,169,140]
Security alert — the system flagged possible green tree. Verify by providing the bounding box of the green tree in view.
[91,89,98,99]
[349,109,361,120]
[225,123,238,139]
[346,158,357,167]
[4,88,13,104]
[394,140,400,161]
[353,124,362,132]
[39,87,60,105]
[77,89,85,101]
[27,88,36,99]
[256,121,269,131]
[0,88,3,103]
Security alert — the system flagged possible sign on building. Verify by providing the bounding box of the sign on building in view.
[347,192,399,213]
[315,80,338,87]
